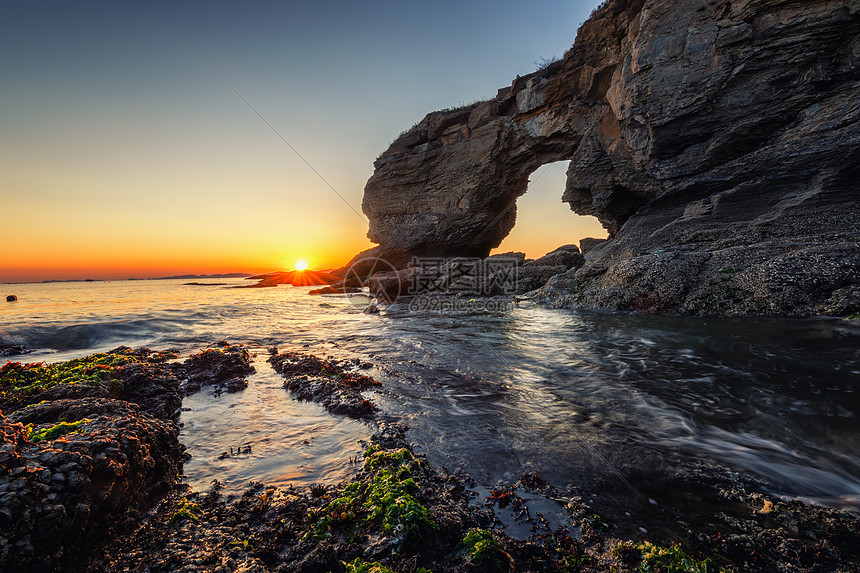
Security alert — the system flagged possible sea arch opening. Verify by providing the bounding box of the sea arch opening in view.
[492,160,607,259]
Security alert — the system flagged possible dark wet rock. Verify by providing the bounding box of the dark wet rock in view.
[0,347,181,417]
[83,421,860,573]
[0,343,266,572]
[87,425,478,573]
[174,343,255,397]
[269,351,381,419]
[0,332,28,358]
[578,458,860,573]
[0,344,27,358]
[0,399,183,573]
[113,360,182,419]
[68,418,860,573]
[5,295,16,302]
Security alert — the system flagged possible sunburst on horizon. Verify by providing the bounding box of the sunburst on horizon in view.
[294,259,309,271]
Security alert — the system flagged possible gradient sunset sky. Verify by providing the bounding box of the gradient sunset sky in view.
[1,0,605,283]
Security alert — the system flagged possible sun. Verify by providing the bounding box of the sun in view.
[294,260,309,271]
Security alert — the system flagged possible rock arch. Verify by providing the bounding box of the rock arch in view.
[360,78,626,265]
[351,0,860,316]
[493,160,606,258]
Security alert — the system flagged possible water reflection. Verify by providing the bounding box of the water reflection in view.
[3,281,858,510]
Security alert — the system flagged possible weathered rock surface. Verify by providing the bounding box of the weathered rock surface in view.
[85,424,860,573]
[174,343,255,397]
[269,350,380,418]
[0,332,28,358]
[0,399,183,572]
[0,347,182,417]
[357,0,860,316]
[0,344,257,572]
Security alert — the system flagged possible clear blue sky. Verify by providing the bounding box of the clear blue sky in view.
[1,0,605,282]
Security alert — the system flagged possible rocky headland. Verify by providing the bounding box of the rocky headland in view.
[345,0,859,317]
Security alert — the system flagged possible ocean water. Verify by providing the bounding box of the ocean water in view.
[2,279,859,513]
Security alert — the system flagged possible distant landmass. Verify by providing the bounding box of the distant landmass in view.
[238,269,339,288]
[25,273,252,285]
[151,273,252,280]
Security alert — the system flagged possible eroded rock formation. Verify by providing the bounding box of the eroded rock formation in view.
[356,0,860,316]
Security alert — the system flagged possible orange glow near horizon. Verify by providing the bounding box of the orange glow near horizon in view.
[0,236,372,284]
[1,162,602,285]
[294,260,309,271]
[0,0,611,286]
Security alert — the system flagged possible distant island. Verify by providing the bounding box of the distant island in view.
[145,273,252,280]
[24,273,253,285]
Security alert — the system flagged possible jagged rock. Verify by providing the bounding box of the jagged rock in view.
[579,237,606,255]
[0,399,183,572]
[0,347,182,417]
[0,332,27,358]
[174,344,255,397]
[0,344,26,358]
[355,0,860,316]
[525,245,584,269]
[269,351,381,419]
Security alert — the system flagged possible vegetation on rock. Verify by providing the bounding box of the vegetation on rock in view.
[460,528,499,562]
[303,445,436,551]
[26,418,91,442]
[170,497,203,524]
[631,541,726,573]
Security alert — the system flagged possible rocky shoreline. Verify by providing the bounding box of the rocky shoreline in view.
[2,346,859,572]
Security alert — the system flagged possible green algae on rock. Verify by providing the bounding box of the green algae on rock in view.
[170,497,203,524]
[459,527,500,563]
[26,417,91,442]
[303,445,437,551]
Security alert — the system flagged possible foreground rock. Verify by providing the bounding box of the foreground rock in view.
[86,425,860,573]
[0,344,256,416]
[0,347,182,418]
[0,344,256,572]
[0,342,27,358]
[0,400,183,572]
[351,0,859,317]
[174,342,255,396]
[269,350,379,418]
[4,348,858,572]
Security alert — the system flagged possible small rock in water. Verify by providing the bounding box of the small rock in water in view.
[5,295,16,302]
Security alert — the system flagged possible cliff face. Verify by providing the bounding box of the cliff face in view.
[358,0,860,316]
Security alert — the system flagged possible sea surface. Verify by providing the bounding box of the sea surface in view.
[2,278,859,515]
